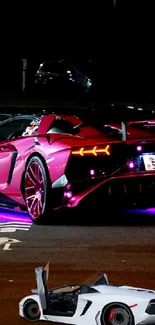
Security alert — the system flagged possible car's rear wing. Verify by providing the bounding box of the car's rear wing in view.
[2,102,154,142]
[87,103,155,141]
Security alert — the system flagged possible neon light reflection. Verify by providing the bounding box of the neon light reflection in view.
[0,208,32,224]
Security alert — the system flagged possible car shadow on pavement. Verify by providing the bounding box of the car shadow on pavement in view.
[53,206,155,227]
[0,206,155,227]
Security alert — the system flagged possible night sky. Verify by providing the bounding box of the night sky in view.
[1,1,155,103]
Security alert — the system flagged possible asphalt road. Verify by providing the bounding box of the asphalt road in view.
[1,208,155,325]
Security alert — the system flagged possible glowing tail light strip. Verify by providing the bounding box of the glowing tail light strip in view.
[72,145,110,156]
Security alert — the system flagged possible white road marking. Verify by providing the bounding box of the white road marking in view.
[0,227,30,232]
[0,237,21,250]
[0,222,31,226]
[0,222,32,233]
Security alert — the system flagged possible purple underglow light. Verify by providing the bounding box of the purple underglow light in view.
[64,191,73,199]
[128,161,134,169]
[90,169,95,176]
[146,208,155,214]
[136,145,142,152]
[125,208,155,215]
[0,215,32,223]
[0,208,32,224]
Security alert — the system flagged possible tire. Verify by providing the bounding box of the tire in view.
[100,303,134,325]
[24,156,51,224]
[23,299,40,322]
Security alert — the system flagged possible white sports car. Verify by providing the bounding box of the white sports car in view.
[19,263,155,325]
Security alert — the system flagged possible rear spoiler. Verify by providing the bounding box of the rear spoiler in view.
[2,102,154,141]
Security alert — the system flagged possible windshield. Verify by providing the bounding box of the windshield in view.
[42,61,74,74]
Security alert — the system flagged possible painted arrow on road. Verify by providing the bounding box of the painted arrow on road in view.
[0,237,21,250]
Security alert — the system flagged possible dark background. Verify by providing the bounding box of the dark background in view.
[1,0,155,103]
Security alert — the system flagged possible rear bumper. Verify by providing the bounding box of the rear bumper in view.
[64,172,155,209]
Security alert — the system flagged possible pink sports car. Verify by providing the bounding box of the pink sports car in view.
[0,112,155,223]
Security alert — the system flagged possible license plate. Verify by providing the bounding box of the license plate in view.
[143,155,155,171]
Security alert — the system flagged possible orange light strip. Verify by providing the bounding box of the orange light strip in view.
[72,145,110,156]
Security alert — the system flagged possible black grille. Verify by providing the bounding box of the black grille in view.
[107,176,155,195]
[80,301,92,316]
[146,300,155,315]
[77,175,155,209]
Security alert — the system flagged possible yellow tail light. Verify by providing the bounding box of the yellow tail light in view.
[72,145,111,156]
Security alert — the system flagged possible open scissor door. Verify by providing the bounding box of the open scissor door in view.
[35,262,49,312]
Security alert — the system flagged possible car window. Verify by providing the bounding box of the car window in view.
[42,62,58,73]
[22,117,42,136]
[47,118,79,135]
[59,61,74,73]
[0,119,32,139]
[42,61,74,74]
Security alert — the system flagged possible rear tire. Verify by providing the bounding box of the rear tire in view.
[100,303,134,325]
[24,156,51,224]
